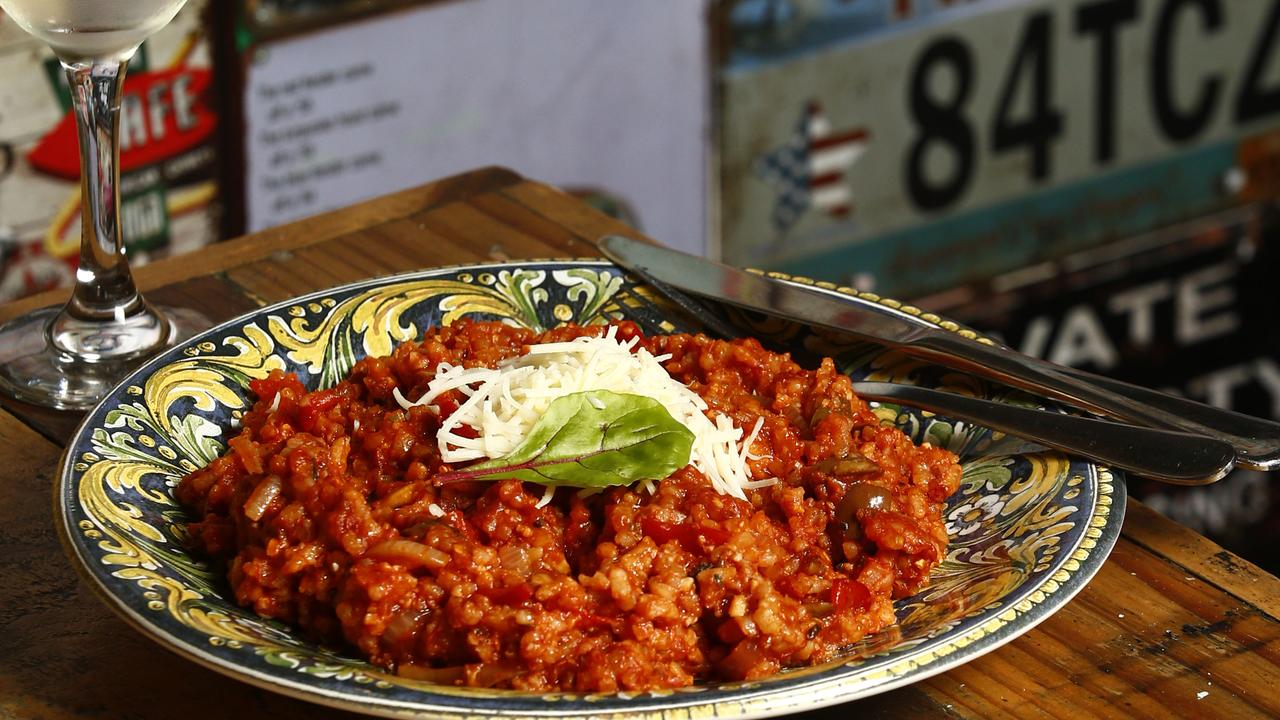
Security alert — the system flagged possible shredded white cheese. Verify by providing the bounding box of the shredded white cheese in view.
[395,326,771,499]
[535,485,556,508]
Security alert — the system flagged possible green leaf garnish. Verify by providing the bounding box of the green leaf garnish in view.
[436,390,694,488]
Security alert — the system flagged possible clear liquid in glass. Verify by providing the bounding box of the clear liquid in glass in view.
[2,0,185,59]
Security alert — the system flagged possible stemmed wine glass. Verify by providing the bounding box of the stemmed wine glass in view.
[0,0,196,410]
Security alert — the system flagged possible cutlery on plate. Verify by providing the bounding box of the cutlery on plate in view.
[620,256,1234,485]
[597,234,1257,480]
[848,381,1233,485]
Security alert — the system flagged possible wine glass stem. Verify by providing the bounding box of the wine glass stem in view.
[56,57,149,333]
[41,54,173,366]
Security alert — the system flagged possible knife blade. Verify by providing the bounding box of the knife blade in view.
[598,234,1280,471]
[602,247,1237,484]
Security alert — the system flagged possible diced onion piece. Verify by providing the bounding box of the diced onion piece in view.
[383,483,418,509]
[243,475,282,521]
[384,608,426,646]
[368,539,450,570]
[498,545,531,575]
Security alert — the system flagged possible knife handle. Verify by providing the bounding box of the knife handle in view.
[913,332,1280,471]
[850,382,1233,485]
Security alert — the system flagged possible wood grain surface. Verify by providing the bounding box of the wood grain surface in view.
[1,167,1277,720]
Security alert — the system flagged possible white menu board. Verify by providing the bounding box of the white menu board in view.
[245,0,709,255]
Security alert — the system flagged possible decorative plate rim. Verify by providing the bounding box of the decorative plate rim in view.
[55,259,1127,719]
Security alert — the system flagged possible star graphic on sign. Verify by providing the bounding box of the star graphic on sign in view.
[754,100,869,237]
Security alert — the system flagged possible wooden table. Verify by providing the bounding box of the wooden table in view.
[2,167,1278,719]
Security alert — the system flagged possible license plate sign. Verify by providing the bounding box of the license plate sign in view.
[719,0,1280,295]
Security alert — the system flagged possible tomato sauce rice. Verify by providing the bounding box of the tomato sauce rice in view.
[177,320,962,692]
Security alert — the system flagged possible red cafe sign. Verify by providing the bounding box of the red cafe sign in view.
[27,67,216,179]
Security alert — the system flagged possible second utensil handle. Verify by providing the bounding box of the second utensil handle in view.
[851,382,1234,485]
[913,332,1280,471]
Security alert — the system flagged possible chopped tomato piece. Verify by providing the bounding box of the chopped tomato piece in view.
[490,582,533,605]
[249,370,302,411]
[831,578,872,614]
[228,435,263,475]
[433,393,460,420]
[573,609,614,630]
[298,387,343,431]
[451,424,479,440]
[642,517,731,553]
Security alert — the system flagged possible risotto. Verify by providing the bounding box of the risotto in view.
[177,320,961,692]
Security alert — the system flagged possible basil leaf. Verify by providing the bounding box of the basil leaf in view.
[436,390,694,488]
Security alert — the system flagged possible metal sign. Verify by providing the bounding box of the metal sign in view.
[717,0,1280,298]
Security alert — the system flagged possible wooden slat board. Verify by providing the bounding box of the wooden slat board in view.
[0,167,1276,719]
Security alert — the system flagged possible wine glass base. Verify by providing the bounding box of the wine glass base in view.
[0,305,206,411]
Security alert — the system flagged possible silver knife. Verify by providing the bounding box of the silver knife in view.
[598,241,1235,484]
[598,234,1280,471]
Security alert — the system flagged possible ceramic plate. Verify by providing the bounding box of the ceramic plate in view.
[58,260,1124,719]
